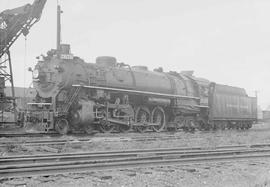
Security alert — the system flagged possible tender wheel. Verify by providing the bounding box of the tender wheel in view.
[151,106,166,132]
[239,122,244,130]
[247,122,253,129]
[227,121,233,129]
[99,120,115,133]
[55,118,69,135]
[243,122,248,130]
[236,122,241,130]
[135,106,150,133]
[241,122,248,130]
[197,118,209,131]
[219,121,225,130]
[214,122,220,130]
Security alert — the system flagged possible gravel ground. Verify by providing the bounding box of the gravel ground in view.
[2,123,270,155]
[1,160,270,187]
[1,123,270,186]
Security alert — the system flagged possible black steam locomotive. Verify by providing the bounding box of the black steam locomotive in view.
[20,44,257,134]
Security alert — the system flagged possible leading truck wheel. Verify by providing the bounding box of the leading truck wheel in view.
[151,106,166,132]
[55,118,69,135]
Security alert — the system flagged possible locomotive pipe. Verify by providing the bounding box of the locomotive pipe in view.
[147,97,171,106]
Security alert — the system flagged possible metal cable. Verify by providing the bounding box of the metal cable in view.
[23,36,27,99]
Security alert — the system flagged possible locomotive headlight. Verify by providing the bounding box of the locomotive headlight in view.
[32,69,39,79]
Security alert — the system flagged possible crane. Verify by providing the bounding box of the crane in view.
[0,0,46,123]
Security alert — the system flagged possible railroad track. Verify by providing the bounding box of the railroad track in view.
[0,127,248,138]
[0,131,183,139]
[0,132,59,138]
[1,132,270,149]
[1,144,270,178]
[0,134,204,148]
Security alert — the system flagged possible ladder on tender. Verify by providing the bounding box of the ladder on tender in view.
[61,87,81,114]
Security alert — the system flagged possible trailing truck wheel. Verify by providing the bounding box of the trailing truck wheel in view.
[151,106,166,132]
[135,106,150,133]
[55,118,69,135]
[173,116,185,130]
[119,124,132,133]
[185,118,196,132]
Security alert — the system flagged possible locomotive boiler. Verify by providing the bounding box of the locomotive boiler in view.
[21,44,257,134]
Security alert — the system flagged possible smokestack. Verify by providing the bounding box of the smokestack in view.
[56,4,62,55]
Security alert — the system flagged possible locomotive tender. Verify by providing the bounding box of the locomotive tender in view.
[21,44,257,134]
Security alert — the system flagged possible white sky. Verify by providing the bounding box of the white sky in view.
[1,0,270,109]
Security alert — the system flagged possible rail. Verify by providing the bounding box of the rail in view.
[1,144,270,178]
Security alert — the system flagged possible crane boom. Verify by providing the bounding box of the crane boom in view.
[0,0,47,58]
[0,0,46,124]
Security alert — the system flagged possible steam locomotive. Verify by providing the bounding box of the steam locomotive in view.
[20,44,257,134]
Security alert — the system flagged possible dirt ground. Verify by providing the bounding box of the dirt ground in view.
[1,123,270,186]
